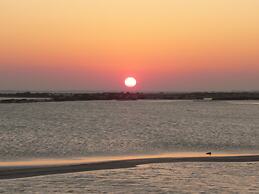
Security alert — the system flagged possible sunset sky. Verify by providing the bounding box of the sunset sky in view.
[0,0,259,91]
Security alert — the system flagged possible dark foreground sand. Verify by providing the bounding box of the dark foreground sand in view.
[1,155,259,180]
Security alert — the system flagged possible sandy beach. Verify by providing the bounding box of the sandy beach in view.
[1,154,259,180]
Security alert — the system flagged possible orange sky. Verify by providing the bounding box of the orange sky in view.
[0,0,259,91]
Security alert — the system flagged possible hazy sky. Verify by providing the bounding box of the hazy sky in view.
[0,0,259,91]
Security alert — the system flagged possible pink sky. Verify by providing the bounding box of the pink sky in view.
[1,0,259,91]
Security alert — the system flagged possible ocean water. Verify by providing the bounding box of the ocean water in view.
[1,162,259,193]
[1,100,259,160]
[0,100,259,193]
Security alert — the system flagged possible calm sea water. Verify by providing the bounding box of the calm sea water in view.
[1,162,259,193]
[1,100,259,160]
[0,100,259,193]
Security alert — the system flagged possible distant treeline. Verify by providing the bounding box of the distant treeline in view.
[1,92,259,103]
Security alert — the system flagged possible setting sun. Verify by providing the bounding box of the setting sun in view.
[0,1,259,192]
[125,77,137,88]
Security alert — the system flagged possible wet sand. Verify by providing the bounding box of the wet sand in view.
[1,154,259,180]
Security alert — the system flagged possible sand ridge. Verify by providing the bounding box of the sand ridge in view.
[1,154,259,180]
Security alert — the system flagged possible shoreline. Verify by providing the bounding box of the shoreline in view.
[1,92,259,103]
[1,154,259,180]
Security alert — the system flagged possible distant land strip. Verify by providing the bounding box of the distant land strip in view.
[0,155,259,180]
[1,92,259,103]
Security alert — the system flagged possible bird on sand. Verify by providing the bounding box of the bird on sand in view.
[206,152,212,156]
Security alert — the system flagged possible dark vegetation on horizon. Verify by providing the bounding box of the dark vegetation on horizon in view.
[1,92,259,103]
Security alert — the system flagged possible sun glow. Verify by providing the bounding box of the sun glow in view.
[125,77,137,88]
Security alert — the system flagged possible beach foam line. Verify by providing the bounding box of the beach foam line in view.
[0,154,259,180]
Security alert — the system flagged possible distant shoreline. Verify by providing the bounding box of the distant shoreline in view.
[1,92,259,103]
[1,154,259,180]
